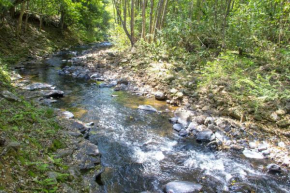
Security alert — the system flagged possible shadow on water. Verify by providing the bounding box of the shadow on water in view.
[18,43,290,193]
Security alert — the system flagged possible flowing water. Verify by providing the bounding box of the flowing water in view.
[18,43,290,193]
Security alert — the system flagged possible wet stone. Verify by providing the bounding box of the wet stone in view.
[43,90,64,98]
[164,181,202,193]
[173,124,184,132]
[169,117,178,123]
[196,130,213,142]
[138,105,157,112]
[24,83,54,91]
[267,164,281,173]
[179,129,189,137]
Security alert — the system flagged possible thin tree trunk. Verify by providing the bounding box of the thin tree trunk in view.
[24,0,29,32]
[141,0,147,40]
[149,0,154,42]
[154,0,164,41]
[222,0,233,48]
[160,0,168,29]
[131,0,134,46]
[17,1,26,36]
[40,0,44,30]
[113,0,134,46]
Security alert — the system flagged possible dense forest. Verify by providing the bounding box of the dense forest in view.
[1,0,290,192]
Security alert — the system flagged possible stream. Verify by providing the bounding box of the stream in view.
[18,43,290,193]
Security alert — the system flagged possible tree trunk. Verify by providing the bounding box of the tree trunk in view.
[130,0,134,46]
[222,0,233,48]
[141,0,147,40]
[153,0,164,41]
[24,0,29,32]
[160,0,168,28]
[149,0,154,42]
[113,0,134,46]
[17,1,26,36]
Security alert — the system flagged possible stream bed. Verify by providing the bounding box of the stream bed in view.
[18,43,290,193]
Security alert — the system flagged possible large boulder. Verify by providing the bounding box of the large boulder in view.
[164,181,202,193]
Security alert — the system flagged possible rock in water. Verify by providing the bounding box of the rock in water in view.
[43,90,64,98]
[164,181,202,193]
[196,130,213,142]
[173,124,184,132]
[242,149,264,159]
[267,164,281,173]
[23,83,54,91]
[155,91,166,101]
[138,105,157,112]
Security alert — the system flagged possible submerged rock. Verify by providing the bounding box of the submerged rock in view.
[164,181,202,193]
[243,149,264,159]
[138,105,157,112]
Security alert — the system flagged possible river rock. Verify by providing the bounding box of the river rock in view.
[196,130,214,142]
[249,142,257,149]
[62,111,74,119]
[138,105,157,112]
[1,90,21,102]
[278,142,286,148]
[155,91,166,101]
[173,124,184,132]
[179,129,189,137]
[114,84,127,91]
[169,117,178,123]
[164,181,202,193]
[43,90,64,98]
[243,149,264,159]
[204,117,215,126]
[187,122,198,131]
[194,115,206,125]
[74,141,101,171]
[177,118,189,128]
[117,78,129,85]
[267,164,281,173]
[24,83,54,91]
[258,143,268,152]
